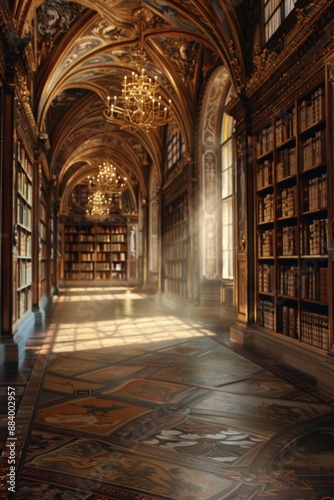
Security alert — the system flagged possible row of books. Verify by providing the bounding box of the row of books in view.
[96,271,127,280]
[64,253,79,261]
[19,289,32,317]
[280,306,299,339]
[40,223,47,242]
[258,193,274,222]
[166,193,188,213]
[301,266,328,303]
[258,300,275,330]
[17,142,33,178]
[19,261,32,288]
[257,160,272,189]
[301,131,325,171]
[165,223,188,245]
[258,230,274,257]
[300,312,329,350]
[165,261,186,280]
[276,148,297,181]
[259,264,328,304]
[65,226,92,234]
[96,243,124,252]
[302,174,327,212]
[299,87,325,132]
[17,201,32,229]
[278,265,298,297]
[39,261,47,279]
[96,234,126,243]
[96,272,111,280]
[40,203,47,222]
[275,110,296,146]
[277,186,296,218]
[258,264,274,293]
[165,205,188,228]
[165,279,187,298]
[65,263,94,271]
[277,226,298,256]
[65,243,93,252]
[300,219,328,255]
[95,227,127,235]
[165,241,188,261]
[17,171,32,203]
[40,246,48,260]
[65,234,95,242]
[65,225,127,235]
[65,243,127,253]
[19,233,32,256]
[256,125,274,158]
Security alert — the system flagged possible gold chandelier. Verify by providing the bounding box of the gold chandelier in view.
[85,190,111,220]
[87,161,127,195]
[103,4,173,131]
[86,162,127,220]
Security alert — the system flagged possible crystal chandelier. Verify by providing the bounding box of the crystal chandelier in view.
[103,4,173,131]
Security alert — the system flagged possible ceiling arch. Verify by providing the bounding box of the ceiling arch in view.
[12,0,249,213]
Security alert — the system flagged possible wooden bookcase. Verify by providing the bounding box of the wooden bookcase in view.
[50,213,54,287]
[16,140,33,320]
[40,194,48,297]
[164,191,188,298]
[255,83,330,350]
[63,223,128,281]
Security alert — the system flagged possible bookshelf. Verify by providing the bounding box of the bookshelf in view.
[63,223,128,281]
[40,194,47,297]
[255,84,330,351]
[16,140,33,320]
[50,213,55,288]
[164,191,188,299]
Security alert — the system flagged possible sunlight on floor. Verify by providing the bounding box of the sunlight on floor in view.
[53,315,215,353]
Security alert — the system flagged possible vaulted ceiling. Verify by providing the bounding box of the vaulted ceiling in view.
[14,0,249,208]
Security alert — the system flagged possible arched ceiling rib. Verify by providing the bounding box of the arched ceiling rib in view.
[13,0,248,207]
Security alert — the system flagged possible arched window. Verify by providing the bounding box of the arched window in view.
[166,128,185,170]
[221,98,234,281]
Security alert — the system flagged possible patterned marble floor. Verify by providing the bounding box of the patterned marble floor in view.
[1,287,334,499]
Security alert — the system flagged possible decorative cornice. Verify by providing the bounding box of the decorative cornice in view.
[247,7,334,129]
[16,82,39,162]
[246,0,333,98]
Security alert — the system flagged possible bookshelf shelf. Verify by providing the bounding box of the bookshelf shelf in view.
[62,223,128,281]
[255,83,329,351]
[15,140,33,322]
[164,191,188,299]
[40,195,48,298]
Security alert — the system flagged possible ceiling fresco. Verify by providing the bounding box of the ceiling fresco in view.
[15,0,246,208]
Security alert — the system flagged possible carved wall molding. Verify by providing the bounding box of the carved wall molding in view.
[198,66,230,281]
[227,40,243,95]
[37,0,86,44]
[247,0,333,99]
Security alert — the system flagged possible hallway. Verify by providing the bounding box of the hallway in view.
[2,287,334,499]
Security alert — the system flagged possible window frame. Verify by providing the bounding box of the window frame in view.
[221,102,235,282]
[166,128,185,171]
[263,0,297,44]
